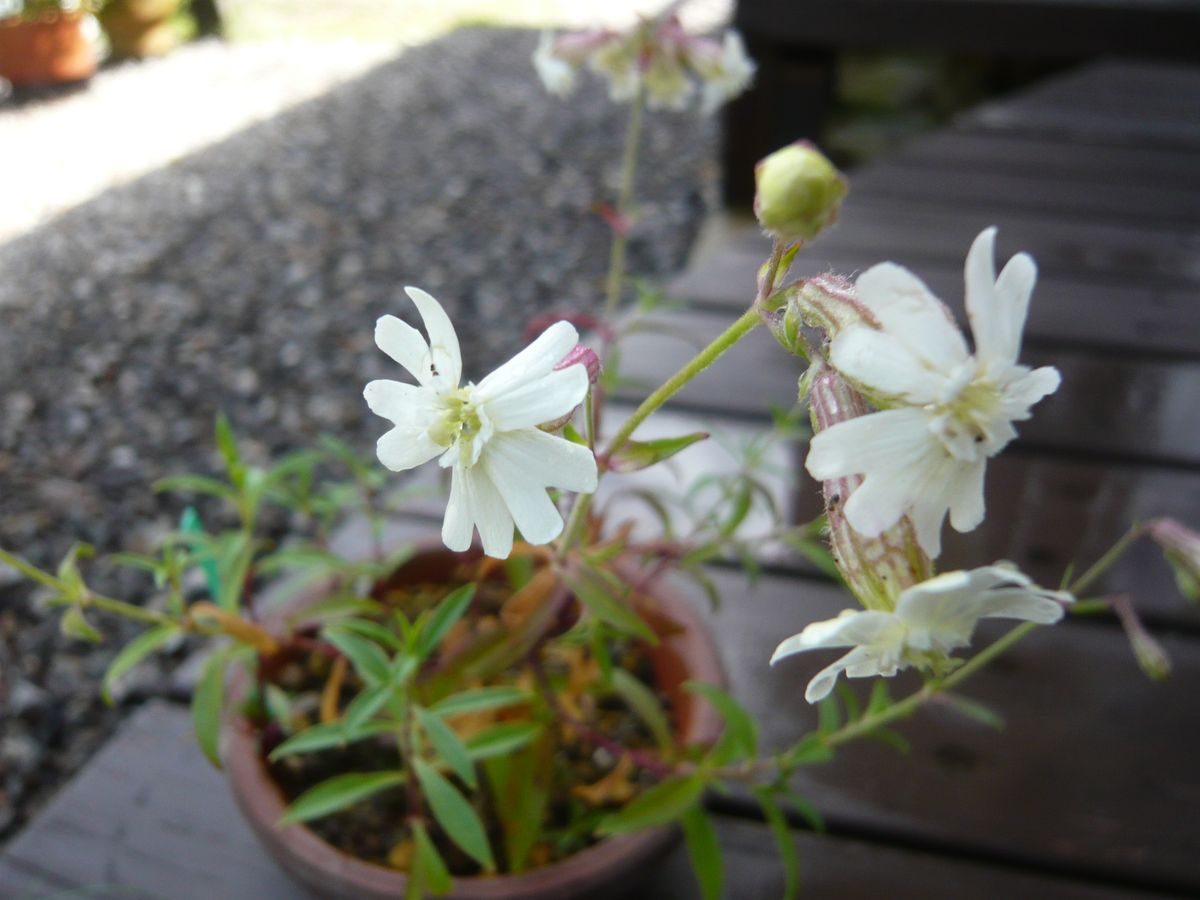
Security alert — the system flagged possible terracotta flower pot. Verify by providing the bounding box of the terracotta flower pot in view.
[0,12,96,88]
[224,545,726,899]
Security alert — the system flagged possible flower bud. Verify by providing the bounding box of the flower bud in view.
[554,344,602,385]
[754,142,847,242]
[1147,518,1200,602]
[809,366,932,611]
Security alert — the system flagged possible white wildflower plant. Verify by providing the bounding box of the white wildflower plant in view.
[771,565,1072,703]
[805,227,1062,557]
[533,14,755,114]
[364,287,598,559]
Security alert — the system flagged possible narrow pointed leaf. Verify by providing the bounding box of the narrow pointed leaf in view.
[278,771,406,826]
[681,807,723,900]
[608,432,709,473]
[596,774,706,836]
[417,707,476,789]
[430,686,529,718]
[101,624,179,704]
[416,584,476,660]
[192,650,227,767]
[413,758,495,870]
[464,722,542,760]
[269,720,395,761]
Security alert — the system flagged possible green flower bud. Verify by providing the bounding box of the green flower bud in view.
[754,142,847,242]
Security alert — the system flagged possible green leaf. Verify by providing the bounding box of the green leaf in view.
[287,595,384,627]
[344,683,396,733]
[153,474,237,502]
[215,412,244,486]
[411,819,453,895]
[269,720,395,761]
[781,733,834,768]
[416,584,476,661]
[596,774,706,836]
[413,758,495,870]
[101,625,179,704]
[866,680,892,716]
[180,507,222,604]
[938,693,1005,730]
[192,651,227,767]
[60,606,102,643]
[567,570,656,644]
[429,686,529,718]
[687,682,758,763]
[323,627,391,685]
[754,787,800,900]
[680,806,723,900]
[608,432,709,473]
[334,617,405,652]
[278,770,406,826]
[611,669,673,753]
[784,789,825,833]
[816,694,841,735]
[465,722,542,760]
[417,707,476,789]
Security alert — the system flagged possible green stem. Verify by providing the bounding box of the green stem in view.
[0,548,173,626]
[605,307,761,460]
[1066,523,1144,597]
[603,88,645,322]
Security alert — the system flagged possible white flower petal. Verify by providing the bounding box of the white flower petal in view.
[965,228,1037,366]
[855,262,969,371]
[375,315,433,387]
[1001,365,1061,418]
[770,609,897,661]
[442,467,474,552]
[805,646,884,703]
[484,366,588,431]
[405,287,462,390]
[493,427,598,493]
[831,326,947,403]
[482,440,565,545]
[948,460,987,534]
[376,427,442,473]
[805,408,933,481]
[475,320,579,402]
[976,588,1068,624]
[363,380,439,427]
[464,464,514,559]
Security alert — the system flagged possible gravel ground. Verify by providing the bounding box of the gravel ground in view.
[0,27,717,843]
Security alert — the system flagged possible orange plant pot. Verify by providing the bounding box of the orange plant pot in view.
[0,12,97,88]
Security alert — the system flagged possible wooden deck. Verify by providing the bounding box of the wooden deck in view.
[3,59,1200,898]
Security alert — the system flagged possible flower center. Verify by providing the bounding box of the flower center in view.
[430,387,492,467]
[927,363,1004,462]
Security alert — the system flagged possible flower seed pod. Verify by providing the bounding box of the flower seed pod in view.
[808,365,933,611]
[754,142,847,243]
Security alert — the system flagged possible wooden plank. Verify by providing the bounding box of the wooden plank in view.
[846,165,1200,225]
[889,130,1200,189]
[669,230,1200,358]
[693,565,1200,893]
[0,702,302,900]
[0,703,1163,899]
[652,818,1164,900]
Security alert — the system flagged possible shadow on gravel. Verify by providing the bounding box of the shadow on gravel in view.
[0,25,716,844]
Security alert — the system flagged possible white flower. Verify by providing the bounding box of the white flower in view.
[365,288,598,559]
[697,32,756,115]
[805,228,1061,557]
[533,32,577,98]
[770,565,1071,703]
